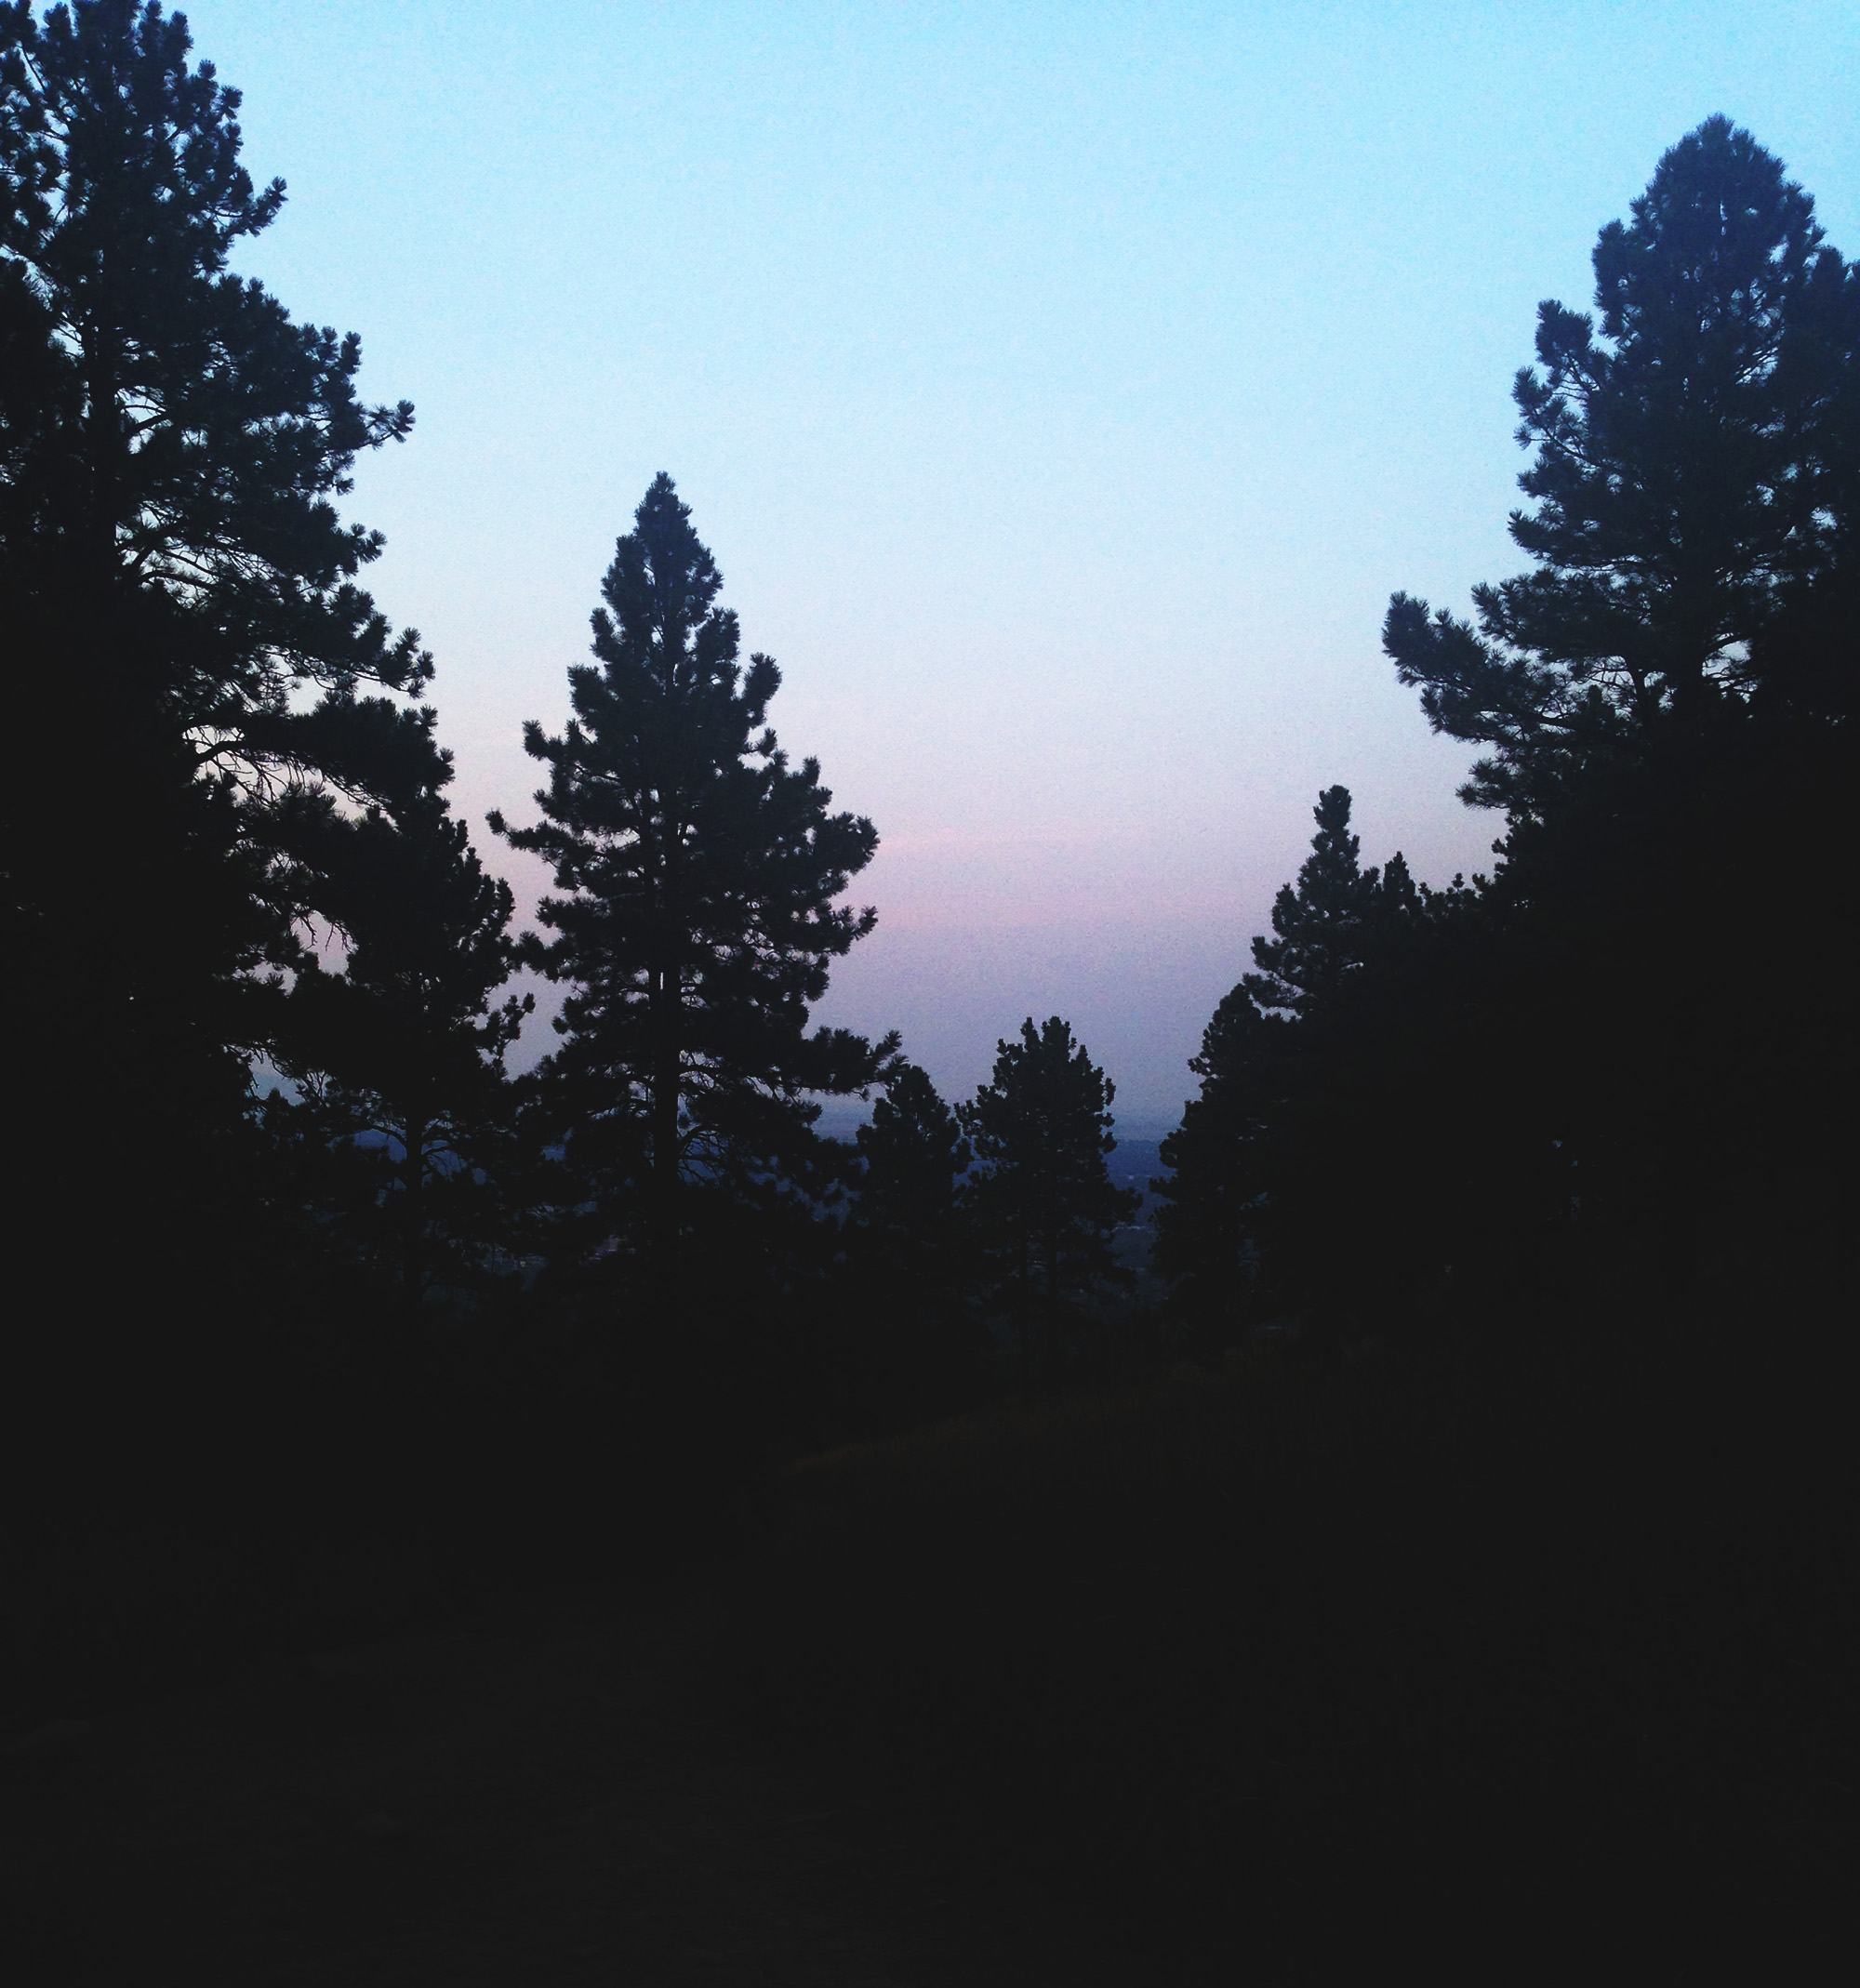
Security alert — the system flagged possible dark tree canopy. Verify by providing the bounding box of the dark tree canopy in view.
[0,0,428,754]
[853,1063,972,1266]
[1375,121,1859,1314]
[1154,789,1469,1333]
[959,1017,1137,1392]
[493,473,894,1263]
[0,1,451,1484]
[272,731,532,1394]
[1242,786,1423,1018]
[1384,115,1860,813]
[0,0,438,1075]
[825,1063,982,1434]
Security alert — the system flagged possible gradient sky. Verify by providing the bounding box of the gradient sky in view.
[186,0,1860,1127]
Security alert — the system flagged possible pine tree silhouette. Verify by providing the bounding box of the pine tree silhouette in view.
[0,0,442,1487]
[272,729,531,1406]
[960,1019,1137,1395]
[1383,116,1860,813]
[1155,789,1463,1339]
[492,474,895,1286]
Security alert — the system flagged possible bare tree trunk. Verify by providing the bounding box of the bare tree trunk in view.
[1016,1227,1031,1406]
[649,965,683,1294]
[395,1107,429,1418]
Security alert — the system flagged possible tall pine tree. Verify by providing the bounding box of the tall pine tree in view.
[492,474,894,1282]
[0,0,442,1486]
[1380,119,1859,1307]
[1383,115,1859,813]
[0,0,436,990]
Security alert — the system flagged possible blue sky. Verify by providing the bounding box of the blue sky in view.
[188,0,1860,1124]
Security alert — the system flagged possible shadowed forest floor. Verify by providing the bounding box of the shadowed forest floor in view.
[2,1572,1140,1987]
[7,1330,1857,1981]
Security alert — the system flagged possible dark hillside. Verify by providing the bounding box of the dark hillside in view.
[724,1319,1860,1967]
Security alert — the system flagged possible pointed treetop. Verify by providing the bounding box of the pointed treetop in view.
[595,473,729,687]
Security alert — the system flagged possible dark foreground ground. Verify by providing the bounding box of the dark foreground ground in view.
[6,1319,1857,1981]
[3,1566,1148,1988]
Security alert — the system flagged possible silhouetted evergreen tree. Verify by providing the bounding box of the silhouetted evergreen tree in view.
[1384,116,1859,813]
[271,726,531,1406]
[959,1019,1137,1395]
[0,0,433,992]
[1242,787,1411,1014]
[491,473,895,1291]
[1380,119,1859,1310]
[854,1064,972,1262]
[0,0,440,1493]
[831,1064,980,1429]
[1154,790,1472,1340]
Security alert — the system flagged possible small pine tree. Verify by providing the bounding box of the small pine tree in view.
[1242,786,1411,1016]
[853,1064,972,1270]
[1154,789,1455,1338]
[959,1018,1137,1395]
[839,1064,979,1426]
[273,722,531,1400]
